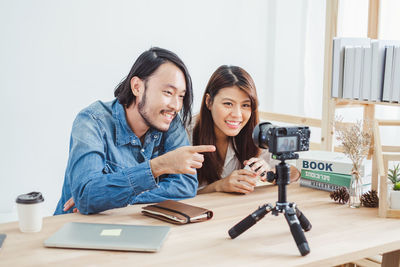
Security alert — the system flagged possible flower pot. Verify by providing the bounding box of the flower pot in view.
[390,190,400,209]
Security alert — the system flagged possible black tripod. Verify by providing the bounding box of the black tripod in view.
[228,156,312,256]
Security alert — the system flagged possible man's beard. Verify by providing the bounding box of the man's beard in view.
[138,87,175,132]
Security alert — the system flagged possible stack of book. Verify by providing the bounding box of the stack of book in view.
[296,150,371,192]
[331,37,400,102]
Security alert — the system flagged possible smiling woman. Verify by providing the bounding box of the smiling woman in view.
[192,65,285,194]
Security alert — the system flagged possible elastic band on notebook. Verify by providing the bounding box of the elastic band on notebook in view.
[152,205,191,223]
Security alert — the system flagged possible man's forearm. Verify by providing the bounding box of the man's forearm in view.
[70,161,158,214]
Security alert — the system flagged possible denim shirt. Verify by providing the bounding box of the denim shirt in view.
[54,99,197,215]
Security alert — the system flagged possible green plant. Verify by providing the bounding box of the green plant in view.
[388,164,400,191]
[394,182,400,191]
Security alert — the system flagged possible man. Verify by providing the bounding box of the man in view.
[54,47,215,215]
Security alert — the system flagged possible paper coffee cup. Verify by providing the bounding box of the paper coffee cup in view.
[16,192,44,233]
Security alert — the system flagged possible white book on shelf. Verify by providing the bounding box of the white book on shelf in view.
[392,46,400,103]
[331,37,371,98]
[370,40,400,101]
[352,46,363,100]
[382,45,394,102]
[342,46,355,99]
[360,46,372,100]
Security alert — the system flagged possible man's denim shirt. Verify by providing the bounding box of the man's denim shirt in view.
[54,99,197,215]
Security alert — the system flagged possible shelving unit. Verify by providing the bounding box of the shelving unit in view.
[321,0,400,219]
[374,120,400,218]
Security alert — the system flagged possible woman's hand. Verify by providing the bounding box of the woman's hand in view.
[63,197,79,213]
[290,166,301,182]
[243,157,273,181]
[215,169,257,194]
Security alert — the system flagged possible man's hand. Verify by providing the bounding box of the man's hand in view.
[150,145,216,177]
[63,197,79,213]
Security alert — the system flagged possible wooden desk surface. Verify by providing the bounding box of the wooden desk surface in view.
[1,183,400,267]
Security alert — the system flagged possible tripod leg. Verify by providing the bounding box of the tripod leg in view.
[295,206,312,232]
[284,207,310,256]
[228,204,273,239]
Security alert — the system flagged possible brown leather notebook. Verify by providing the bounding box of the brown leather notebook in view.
[142,200,213,225]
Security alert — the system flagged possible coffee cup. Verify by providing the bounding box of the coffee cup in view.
[16,192,44,233]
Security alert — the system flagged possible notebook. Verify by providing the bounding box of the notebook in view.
[142,200,213,224]
[44,222,170,252]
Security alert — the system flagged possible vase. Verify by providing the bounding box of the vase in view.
[390,190,400,209]
[349,174,363,208]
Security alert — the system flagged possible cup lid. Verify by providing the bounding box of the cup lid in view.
[16,192,44,204]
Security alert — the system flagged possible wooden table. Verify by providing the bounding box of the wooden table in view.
[1,183,400,267]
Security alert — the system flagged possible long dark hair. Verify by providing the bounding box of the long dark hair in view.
[114,47,193,125]
[193,65,260,186]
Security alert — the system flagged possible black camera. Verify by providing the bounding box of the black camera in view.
[252,122,310,159]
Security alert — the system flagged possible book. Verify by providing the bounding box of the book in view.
[300,178,341,192]
[392,46,400,103]
[331,37,371,98]
[301,168,372,185]
[296,150,366,176]
[382,45,394,102]
[360,46,372,100]
[352,46,364,100]
[342,46,356,99]
[300,177,371,192]
[301,169,352,187]
[370,40,400,101]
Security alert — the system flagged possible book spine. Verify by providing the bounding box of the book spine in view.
[299,178,341,192]
[301,169,351,187]
[343,46,355,99]
[331,38,341,98]
[353,46,363,100]
[361,46,372,100]
[391,46,400,103]
[382,46,394,102]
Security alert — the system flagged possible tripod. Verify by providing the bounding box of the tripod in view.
[228,156,312,256]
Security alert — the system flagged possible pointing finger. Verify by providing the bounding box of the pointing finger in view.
[190,145,216,153]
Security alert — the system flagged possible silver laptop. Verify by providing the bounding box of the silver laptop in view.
[44,222,170,252]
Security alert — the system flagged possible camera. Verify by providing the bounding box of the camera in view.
[252,122,310,159]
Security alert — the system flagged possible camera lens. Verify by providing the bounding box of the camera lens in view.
[252,122,272,149]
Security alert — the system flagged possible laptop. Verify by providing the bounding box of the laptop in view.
[44,222,170,252]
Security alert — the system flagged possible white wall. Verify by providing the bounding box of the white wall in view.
[0,0,317,222]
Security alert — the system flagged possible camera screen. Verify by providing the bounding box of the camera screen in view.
[276,136,298,153]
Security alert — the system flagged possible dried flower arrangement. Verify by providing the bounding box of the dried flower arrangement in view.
[334,118,372,176]
[334,117,372,207]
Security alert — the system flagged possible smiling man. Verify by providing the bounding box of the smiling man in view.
[54,47,215,215]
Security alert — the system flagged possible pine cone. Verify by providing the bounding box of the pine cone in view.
[361,190,379,208]
[330,187,349,204]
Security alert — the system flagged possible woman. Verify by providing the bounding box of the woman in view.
[192,65,299,194]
